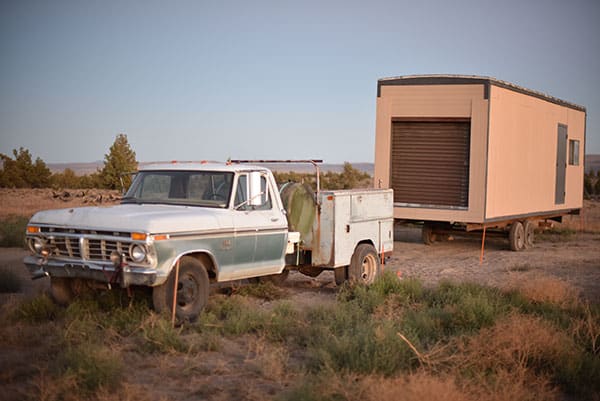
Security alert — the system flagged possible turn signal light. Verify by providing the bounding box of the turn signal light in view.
[27,226,40,233]
[131,232,147,241]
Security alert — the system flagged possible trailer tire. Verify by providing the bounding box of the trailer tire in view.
[509,222,525,251]
[152,256,209,321]
[50,277,74,306]
[523,220,535,249]
[422,223,436,245]
[349,244,381,285]
[334,266,348,286]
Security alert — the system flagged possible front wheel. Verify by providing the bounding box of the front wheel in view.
[152,256,210,321]
[348,244,381,285]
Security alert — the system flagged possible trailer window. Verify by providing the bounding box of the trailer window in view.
[569,140,580,166]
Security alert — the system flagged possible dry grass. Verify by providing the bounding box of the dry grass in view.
[505,273,580,306]
[0,188,120,219]
[450,313,574,401]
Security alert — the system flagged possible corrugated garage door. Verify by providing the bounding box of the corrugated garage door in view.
[391,120,470,208]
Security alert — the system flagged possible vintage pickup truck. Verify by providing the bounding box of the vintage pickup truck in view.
[24,162,393,319]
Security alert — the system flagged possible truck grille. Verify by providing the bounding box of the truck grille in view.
[87,239,125,260]
[49,237,82,258]
[46,234,130,262]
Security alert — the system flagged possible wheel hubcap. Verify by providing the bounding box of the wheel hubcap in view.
[361,254,377,283]
[177,274,198,308]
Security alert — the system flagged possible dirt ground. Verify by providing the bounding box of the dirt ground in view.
[0,192,599,401]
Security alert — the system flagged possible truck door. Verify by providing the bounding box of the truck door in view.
[231,172,286,277]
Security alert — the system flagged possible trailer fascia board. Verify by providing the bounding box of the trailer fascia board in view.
[378,75,586,112]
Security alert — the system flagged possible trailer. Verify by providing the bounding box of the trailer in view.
[373,75,586,250]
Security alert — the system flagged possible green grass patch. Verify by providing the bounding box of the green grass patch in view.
[56,344,123,395]
[0,215,28,247]
[13,294,63,323]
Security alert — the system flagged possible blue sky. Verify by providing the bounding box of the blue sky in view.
[1,0,599,164]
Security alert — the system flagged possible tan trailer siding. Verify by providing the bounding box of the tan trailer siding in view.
[374,84,488,222]
[485,86,585,219]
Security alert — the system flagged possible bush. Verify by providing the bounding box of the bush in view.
[57,344,123,394]
[0,215,28,247]
[13,294,62,323]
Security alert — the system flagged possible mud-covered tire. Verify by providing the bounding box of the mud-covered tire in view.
[258,270,289,285]
[509,222,525,251]
[152,256,209,321]
[334,266,348,286]
[50,277,74,305]
[348,244,381,285]
[523,220,535,249]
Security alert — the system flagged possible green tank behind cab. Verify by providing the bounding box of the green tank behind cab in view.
[279,182,316,248]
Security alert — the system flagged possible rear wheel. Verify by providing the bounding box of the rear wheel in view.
[509,222,525,251]
[152,256,210,321]
[348,244,381,285]
[523,220,535,249]
[50,277,74,305]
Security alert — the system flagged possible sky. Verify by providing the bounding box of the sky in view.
[1,0,599,164]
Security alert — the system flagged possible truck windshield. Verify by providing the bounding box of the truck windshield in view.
[122,171,234,208]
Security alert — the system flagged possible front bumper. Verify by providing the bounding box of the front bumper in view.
[23,255,159,287]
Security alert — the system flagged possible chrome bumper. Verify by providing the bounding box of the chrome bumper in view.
[23,255,159,287]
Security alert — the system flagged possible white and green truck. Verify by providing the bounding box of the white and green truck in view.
[24,162,393,319]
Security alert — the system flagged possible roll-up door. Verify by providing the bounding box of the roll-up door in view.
[391,120,470,208]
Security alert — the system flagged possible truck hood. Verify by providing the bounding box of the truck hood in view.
[29,204,233,234]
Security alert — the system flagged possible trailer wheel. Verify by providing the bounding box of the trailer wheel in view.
[153,256,209,321]
[334,266,348,286]
[523,220,535,249]
[422,223,436,245]
[509,222,526,251]
[50,277,74,305]
[349,244,381,285]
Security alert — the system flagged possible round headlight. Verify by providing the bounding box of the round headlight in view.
[129,244,147,263]
[29,238,44,254]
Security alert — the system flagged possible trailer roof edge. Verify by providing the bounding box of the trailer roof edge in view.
[377,75,586,112]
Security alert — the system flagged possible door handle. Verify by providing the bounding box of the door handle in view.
[271,217,279,222]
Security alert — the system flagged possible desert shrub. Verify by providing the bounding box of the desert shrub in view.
[235,281,289,300]
[0,215,28,247]
[56,344,123,395]
[0,269,21,293]
[202,295,268,336]
[13,294,62,323]
[273,162,371,191]
[140,313,187,353]
[537,227,577,242]
[453,313,599,399]
[337,272,425,312]
[279,372,473,401]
